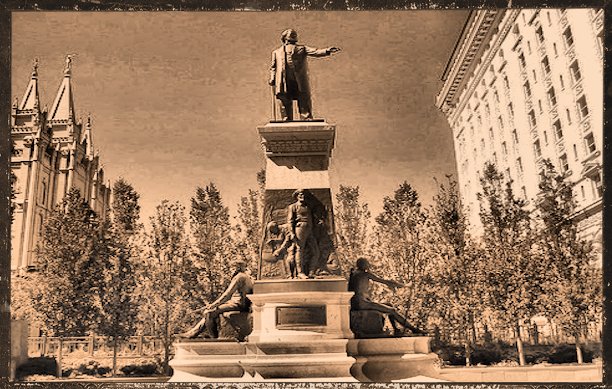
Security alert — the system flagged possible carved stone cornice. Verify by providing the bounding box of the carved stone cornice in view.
[258,121,335,157]
[436,10,521,125]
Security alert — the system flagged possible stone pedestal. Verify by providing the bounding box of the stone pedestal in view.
[257,120,340,279]
[348,337,440,382]
[248,278,353,342]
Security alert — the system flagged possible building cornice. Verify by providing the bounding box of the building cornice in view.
[436,10,519,124]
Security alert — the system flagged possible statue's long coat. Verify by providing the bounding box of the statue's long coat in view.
[269,44,330,97]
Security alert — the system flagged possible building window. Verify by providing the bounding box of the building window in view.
[569,60,582,83]
[480,138,486,151]
[503,75,510,89]
[546,11,552,26]
[580,185,586,199]
[559,153,569,173]
[553,119,563,140]
[505,168,511,181]
[553,42,558,56]
[577,95,589,119]
[541,56,551,76]
[563,26,574,48]
[40,180,47,206]
[521,186,527,200]
[532,69,537,82]
[593,173,603,198]
[543,130,549,145]
[533,139,542,157]
[489,128,494,142]
[485,103,490,117]
[517,157,524,174]
[492,152,498,164]
[566,108,572,124]
[584,132,596,154]
[573,144,578,160]
[547,87,557,107]
[512,129,519,145]
[518,52,527,69]
[502,141,508,155]
[498,116,504,129]
[559,75,565,89]
[538,100,543,114]
[508,103,514,120]
[527,40,532,54]
[528,110,537,128]
[494,90,500,103]
[523,81,532,98]
[536,26,544,43]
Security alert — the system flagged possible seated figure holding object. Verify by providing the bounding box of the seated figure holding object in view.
[348,257,426,336]
[180,259,254,339]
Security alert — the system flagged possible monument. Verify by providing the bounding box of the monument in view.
[169,29,439,382]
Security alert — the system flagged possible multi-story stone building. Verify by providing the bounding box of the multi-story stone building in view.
[11,57,111,271]
[435,9,603,255]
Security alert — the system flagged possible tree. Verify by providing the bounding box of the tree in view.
[477,163,541,366]
[534,160,601,363]
[137,200,194,374]
[190,183,233,300]
[235,188,263,271]
[427,176,486,365]
[34,188,104,336]
[98,179,141,376]
[372,182,430,329]
[334,185,371,276]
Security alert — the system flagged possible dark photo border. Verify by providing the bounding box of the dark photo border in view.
[0,0,609,387]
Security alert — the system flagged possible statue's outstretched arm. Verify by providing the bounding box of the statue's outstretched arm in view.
[305,45,340,57]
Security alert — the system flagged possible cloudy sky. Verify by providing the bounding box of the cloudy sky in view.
[12,11,467,223]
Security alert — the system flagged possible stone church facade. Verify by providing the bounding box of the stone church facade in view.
[11,58,111,271]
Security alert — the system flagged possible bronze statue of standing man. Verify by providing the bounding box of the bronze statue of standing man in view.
[268,29,340,121]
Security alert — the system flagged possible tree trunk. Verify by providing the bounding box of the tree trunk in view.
[515,322,526,366]
[464,340,472,367]
[112,336,118,377]
[575,334,584,364]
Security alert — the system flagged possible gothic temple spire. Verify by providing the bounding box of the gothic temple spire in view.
[19,58,40,111]
[49,55,76,122]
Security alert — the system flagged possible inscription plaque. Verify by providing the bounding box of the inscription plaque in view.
[276,305,327,328]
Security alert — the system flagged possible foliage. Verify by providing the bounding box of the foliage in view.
[372,181,430,328]
[137,200,194,374]
[427,176,485,365]
[97,179,142,375]
[34,188,105,336]
[534,160,601,361]
[235,188,263,272]
[334,185,371,276]
[477,163,543,365]
[190,183,234,300]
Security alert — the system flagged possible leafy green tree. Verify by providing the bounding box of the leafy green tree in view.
[34,188,104,336]
[428,176,485,366]
[190,183,233,299]
[137,200,194,375]
[534,160,601,363]
[478,163,542,366]
[372,182,430,328]
[98,179,141,376]
[334,185,371,276]
[235,188,263,271]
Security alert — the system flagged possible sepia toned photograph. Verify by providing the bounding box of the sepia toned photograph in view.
[7,7,604,384]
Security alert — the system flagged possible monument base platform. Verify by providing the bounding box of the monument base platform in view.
[170,279,439,381]
[170,336,438,382]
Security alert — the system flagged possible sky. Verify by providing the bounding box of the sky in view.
[12,11,468,224]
